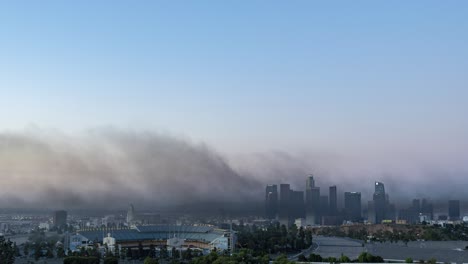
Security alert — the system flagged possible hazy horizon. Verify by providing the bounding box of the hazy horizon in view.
[0,1,467,212]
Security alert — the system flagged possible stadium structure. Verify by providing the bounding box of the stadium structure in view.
[67,225,235,254]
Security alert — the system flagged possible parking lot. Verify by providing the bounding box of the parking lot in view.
[313,236,468,263]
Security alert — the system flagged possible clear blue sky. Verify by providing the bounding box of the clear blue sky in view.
[1,1,467,155]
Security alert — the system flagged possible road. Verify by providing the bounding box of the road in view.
[288,242,319,261]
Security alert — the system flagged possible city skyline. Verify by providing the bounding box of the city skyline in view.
[0,1,467,210]
[265,177,466,222]
[2,1,468,263]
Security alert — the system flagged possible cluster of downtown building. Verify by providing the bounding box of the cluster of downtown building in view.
[265,175,463,227]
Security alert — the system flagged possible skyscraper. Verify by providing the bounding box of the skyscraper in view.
[329,186,337,216]
[373,181,386,224]
[279,184,291,226]
[265,185,278,219]
[127,204,135,224]
[344,192,361,222]
[448,200,460,220]
[305,175,320,225]
[367,201,375,223]
[421,198,434,220]
[412,199,421,213]
[306,175,315,189]
[290,190,305,219]
[53,210,67,229]
[320,195,329,220]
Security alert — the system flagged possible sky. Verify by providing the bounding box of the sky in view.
[0,1,467,208]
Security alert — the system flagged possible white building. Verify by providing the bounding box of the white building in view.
[103,233,116,253]
[126,204,135,224]
[39,222,50,230]
[294,218,306,228]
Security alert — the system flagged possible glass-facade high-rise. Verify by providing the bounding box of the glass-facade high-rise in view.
[448,200,460,220]
[344,192,361,222]
[291,190,305,219]
[53,210,67,229]
[279,184,291,226]
[265,185,278,219]
[305,187,320,225]
[306,175,315,189]
[412,199,421,213]
[329,186,337,216]
[421,198,434,220]
[320,195,329,218]
[373,182,386,224]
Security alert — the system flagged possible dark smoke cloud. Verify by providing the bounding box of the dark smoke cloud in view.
[0,129,261,210]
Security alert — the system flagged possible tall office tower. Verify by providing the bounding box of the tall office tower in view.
[320,195,329,220]
[279,184,291,226]
[344,192,361,222]
[448,200,460,220]
[306,174,315,189]
[265,185,278,219]
[306,183,321,225]
[387,203,396,221]
[127,204,135,224]
[412,199,421,213]
[290,190,305,219]
[421,199,434,220]
[329,186,338,216]
[367,201,376,223]
[373,182,386,224]
[53,210,67,229]
[398,209,413,224]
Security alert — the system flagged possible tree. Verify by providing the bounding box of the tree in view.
[23,242,30,258]
[0,236,15,264]
[149,244,156,258]
[308,253,323,262]
[183,247,193,260]
[297,254,307,261]
[273,254,294,264]
[126,248,133,259]
[46,248,54,258]
[13,242,19,257]
[104,257,119,264]
[64,256,100,264]
[120,247,127,260]
[428,258,437,264]
[305,229,313,246]
[138,242,144,259]
[259,254,270,264]
[57,246,66,258]
[172,247,180,259]
[143,256,159,264]
[114,244,120,259]
[405,257,414,263]
[339,253,351,262]
[160,246,168,259]
[33,243,42,260]
[357,252,384,263]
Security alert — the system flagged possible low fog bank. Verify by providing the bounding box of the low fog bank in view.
[230,151,468,210]
[0,129,261,210]
[0,128,466,213]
